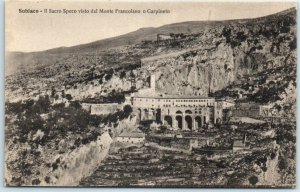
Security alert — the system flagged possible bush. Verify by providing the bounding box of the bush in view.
[31,179,41,185]
[69,100,81,109]
[261,166,267,172]
[120,71,126,79]
[65,94,73,101]
[248,175,258,186]
[270,152,276,160]
[289,38,297,50]
[278,157,288,171]
[123,105,133,117]
[236,31,247,42]
[44,176,50,184]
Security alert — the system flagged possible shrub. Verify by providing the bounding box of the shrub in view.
[270,152,276,160]
[261,166,267,172]
[289,38,297,50]
[120,71,126,79]
[65,94,73,101]
[123,105,133,117]
[278,157,288,171]
[248,175,259,186]
[44,176,50,184]
[32,179,41,185]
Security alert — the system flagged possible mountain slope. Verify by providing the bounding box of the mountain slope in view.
[6,7,296,76]
[5,7,297,108]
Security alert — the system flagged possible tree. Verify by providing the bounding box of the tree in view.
[34,95,51,113]
[89,115,103,127]
[248,175,259,186]
[261,166,267,172]
[278,157,288,171]
[138,125,149,133]
[289,37,297,50]
[65,94,73,101]
[61,90,66,98]
[70,100,81,109]
[123,105,132,117]
[270,152,276,160]
[159,125,168,133]
[120,71,126,79]
[51,88,56,98]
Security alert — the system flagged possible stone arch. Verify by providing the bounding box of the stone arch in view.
[156,108,161,123]
[143,109,149,120]
[216,117,221,125]
[195,116,202,129]
[149,108,155,120]
[185,110,193,114]
[137,108,142,121]
[176,115,183,129]
[164,115,172,127]
[185,116,193,130]
[176,110,183,114]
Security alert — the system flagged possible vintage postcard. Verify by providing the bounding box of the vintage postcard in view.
[5,0,296,188]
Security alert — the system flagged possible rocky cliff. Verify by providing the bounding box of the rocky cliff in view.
[6,8,296,104]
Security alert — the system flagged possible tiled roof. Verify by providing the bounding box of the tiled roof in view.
[134,94,214,99]
[118,131,145,138]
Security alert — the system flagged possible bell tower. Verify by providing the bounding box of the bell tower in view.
[151,74,156,92]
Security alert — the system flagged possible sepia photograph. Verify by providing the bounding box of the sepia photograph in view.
[4,1,297,188]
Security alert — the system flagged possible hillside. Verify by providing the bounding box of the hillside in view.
[6,7,296,76]
[6,7,296,104]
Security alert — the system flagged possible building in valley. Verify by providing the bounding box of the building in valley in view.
[116,131,145,144]
[126,74,224,131]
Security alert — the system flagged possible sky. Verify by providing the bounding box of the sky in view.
[6,1,296,52]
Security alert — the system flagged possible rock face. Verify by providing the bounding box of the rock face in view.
[54,132,112,186]
[139,43,236,96]
[75,7,296,98]
[5,8,296,103]
[6,132,113,186]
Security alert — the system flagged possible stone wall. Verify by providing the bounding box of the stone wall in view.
[82,103,122,115]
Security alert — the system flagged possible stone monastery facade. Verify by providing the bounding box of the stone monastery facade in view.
[127,75,223,131]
